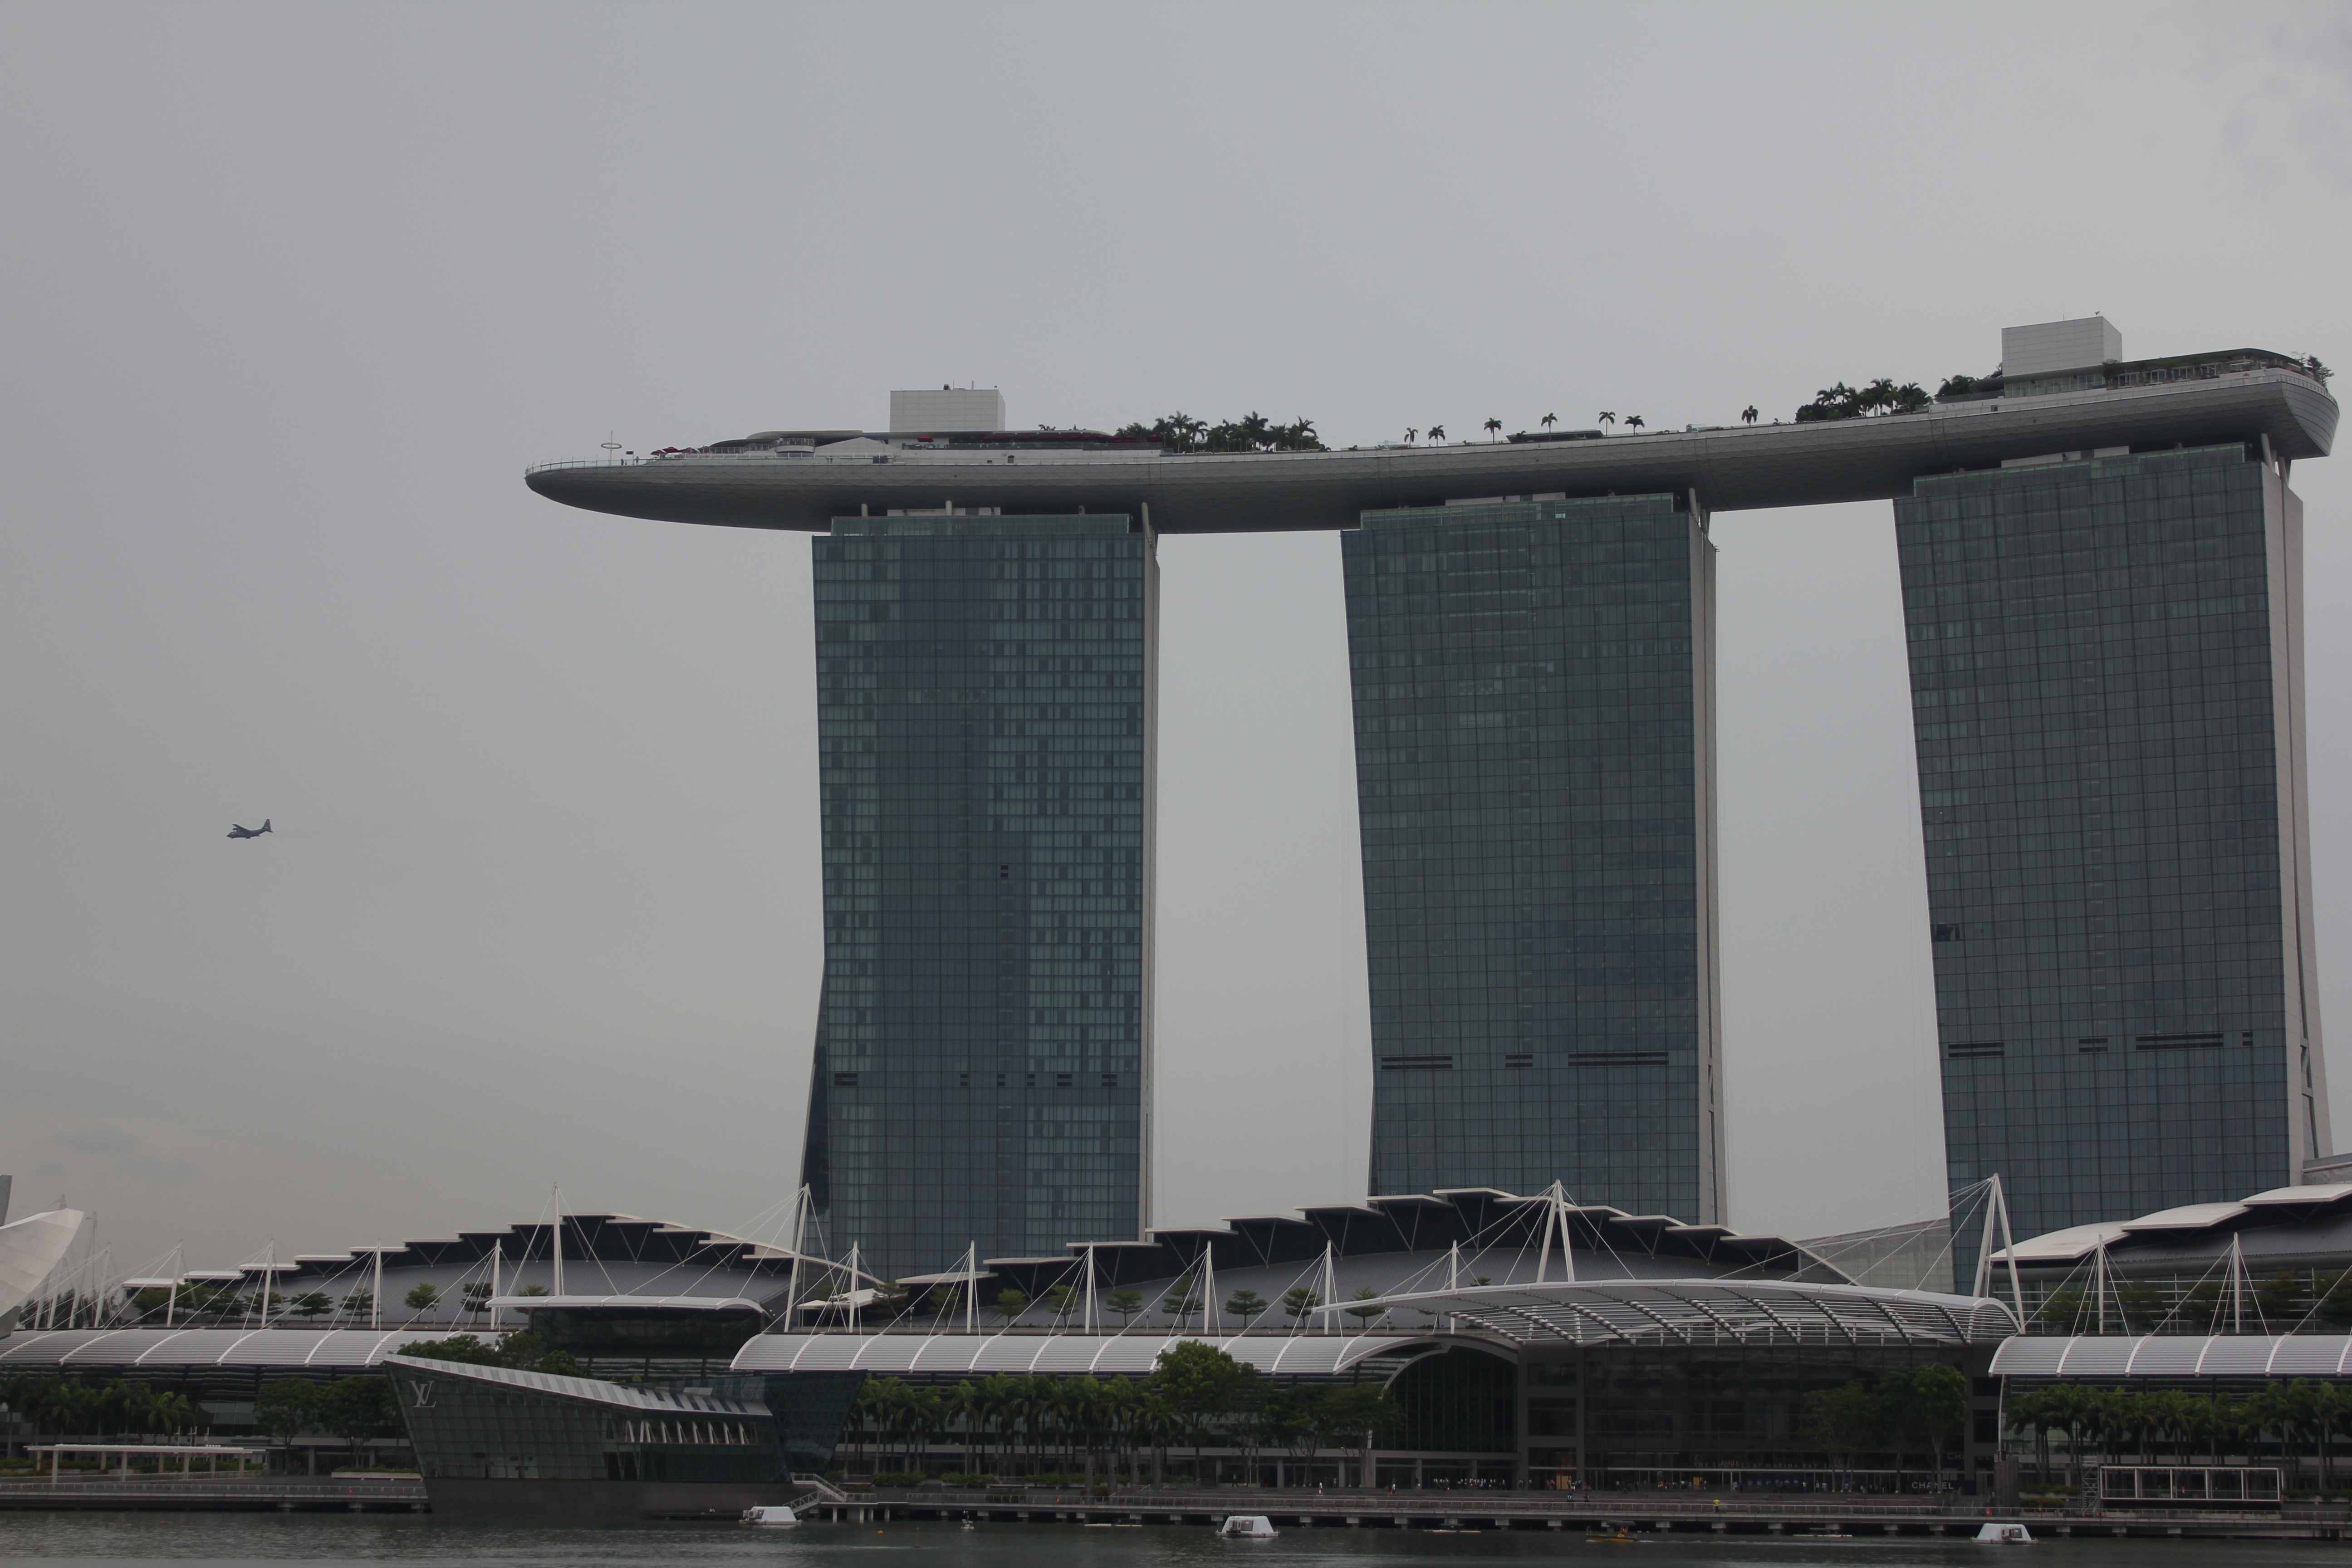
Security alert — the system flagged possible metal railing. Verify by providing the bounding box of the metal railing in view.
[0,1476,425,1502]
[524,456,649,475]
[824,1482,1967,1518]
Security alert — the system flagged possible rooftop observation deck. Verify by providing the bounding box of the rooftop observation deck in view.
[525,354,2335,535]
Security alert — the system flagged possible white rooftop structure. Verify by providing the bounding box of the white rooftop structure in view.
[889,386,1005,434]
[1996,1182,2352,1266]
[2003,315,2122,377]
[0,1209,84,1328]
[1316,1278,2018,1348]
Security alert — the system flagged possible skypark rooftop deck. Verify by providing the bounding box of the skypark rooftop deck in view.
[526,363,2335,534]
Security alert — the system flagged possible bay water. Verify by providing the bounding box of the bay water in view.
[0,1514,2340,1567]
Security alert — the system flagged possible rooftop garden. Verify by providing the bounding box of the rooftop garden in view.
[1110,412,1325,452]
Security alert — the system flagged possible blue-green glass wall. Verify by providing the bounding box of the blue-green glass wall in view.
[1899,446,2328,1250]
[804,515,1155,1280]
[1343,496,1723,1223]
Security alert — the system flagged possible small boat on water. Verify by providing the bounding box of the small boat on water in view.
[1586,1524,1642,1543]
[741,1506,799,1526]
[1218,1515,1278,1539]
[1974,1522,2034,1544]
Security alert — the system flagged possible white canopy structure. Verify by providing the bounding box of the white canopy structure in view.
[0,1210,83,1328]
[1313,1279,2019,1348]
[484,1294,761,1312]
[731,1331,1404,1377]
[0,1327,412,1369]
[1991,1334,2352,1380]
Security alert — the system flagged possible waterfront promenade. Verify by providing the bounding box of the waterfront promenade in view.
[0,1477,426,1513]
[4,1474,2347,1539]
[800,1482,2352,1541]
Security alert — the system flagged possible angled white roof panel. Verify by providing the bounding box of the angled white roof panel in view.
[2244,1184,2352,1207]
[2118,1204,2249,1234]
[0,1210,83,1321]
[1995,1223,2131,1264]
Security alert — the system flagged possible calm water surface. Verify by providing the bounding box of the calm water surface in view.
[0,1515,2342,1568]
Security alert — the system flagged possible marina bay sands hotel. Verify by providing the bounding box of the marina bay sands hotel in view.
[529,319,2337,1281]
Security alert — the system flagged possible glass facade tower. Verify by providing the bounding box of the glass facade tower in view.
[800,514,1156,1280]
[1900,444,2329,1246]
[1343,495,1724,1223]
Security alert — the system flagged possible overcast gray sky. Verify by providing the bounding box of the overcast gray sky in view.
[6,1,2351,1277]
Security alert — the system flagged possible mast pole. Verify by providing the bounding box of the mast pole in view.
[1558,1183,1578,1285]
[787,1185,809,1332]
[1993,1176,2024,1323]
[1971,1179,1998,1300]
[1536,1192,1553,1285]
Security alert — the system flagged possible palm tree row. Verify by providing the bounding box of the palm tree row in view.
[1794,377,1931,423]
[0,1374,197,1445]
[1404,412,1650,444]
[1113,412,1323,453]
[846,1363,1402,1489]
[852,1372,1173,1488]
[1129,402,1779,452]
[2006,1379,2352,1488]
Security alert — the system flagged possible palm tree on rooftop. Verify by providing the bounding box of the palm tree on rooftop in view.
[1483,416,1502,441]
[1598,411,1616,433]
[1625,414,1646,432]
[1404,427,1417,444]
[1541,412,1558,432]
[1428,423,1446,442]
[1741,405,1759,424]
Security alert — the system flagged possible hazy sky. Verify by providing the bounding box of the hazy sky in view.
[6,1,2352,1279]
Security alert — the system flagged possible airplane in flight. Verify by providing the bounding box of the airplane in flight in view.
[227,819,273,839]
